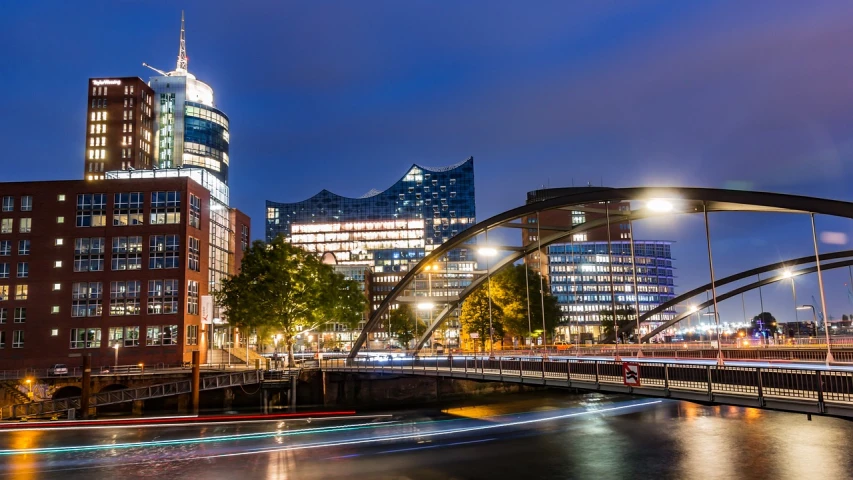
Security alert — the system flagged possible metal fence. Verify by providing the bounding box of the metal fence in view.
[322,357,853,417]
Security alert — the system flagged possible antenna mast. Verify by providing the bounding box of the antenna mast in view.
[176,11,188,72]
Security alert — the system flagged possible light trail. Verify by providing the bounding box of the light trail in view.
[0,414,391,433]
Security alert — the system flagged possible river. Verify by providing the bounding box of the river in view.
[1,392,851,479]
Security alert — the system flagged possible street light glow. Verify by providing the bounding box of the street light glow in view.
[796,305,812,310]
[782,269,793,279]
[478,247,497,257]
[417,302,434,310]
[646,198,674,212]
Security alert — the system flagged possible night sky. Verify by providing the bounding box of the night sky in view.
[4,1,853,324]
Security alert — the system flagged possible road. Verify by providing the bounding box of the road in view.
[2,392,853,479]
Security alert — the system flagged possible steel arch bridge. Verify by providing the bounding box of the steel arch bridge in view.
[348,187,853,358]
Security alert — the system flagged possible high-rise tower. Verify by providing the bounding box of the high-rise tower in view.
[83,77,155,180]
[144,12,231,185]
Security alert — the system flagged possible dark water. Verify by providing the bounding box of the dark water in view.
[2,392,852,479]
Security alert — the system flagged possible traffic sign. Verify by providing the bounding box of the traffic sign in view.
[622,362,641,386]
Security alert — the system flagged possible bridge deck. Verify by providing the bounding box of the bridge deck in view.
[322,357,853,418]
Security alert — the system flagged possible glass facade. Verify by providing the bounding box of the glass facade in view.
[547,241,676,340]
[266,157,476,268]
[266,158,477,349]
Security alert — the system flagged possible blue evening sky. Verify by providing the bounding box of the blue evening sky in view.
[3,1,853,323]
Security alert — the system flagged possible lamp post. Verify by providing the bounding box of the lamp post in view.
[702,203,724,366]
[479,244,497,358]
[782,269,799,343]
[798,304,833,364]
[809,213,833,365]
[113,343,120,368]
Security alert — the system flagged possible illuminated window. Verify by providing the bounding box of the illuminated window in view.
[51,307,59,314]
[54,260,62,268]
[71,282,103,317]
[52,283,61,291]
[55,238,64,246]
[1,219,11,234]
[57,216,64,224]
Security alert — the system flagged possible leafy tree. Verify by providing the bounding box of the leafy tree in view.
[460,287,505,351]
[491,265,560,344]
[387,304,427,349]
[748,312,779,337]
[215,236,366,366]
[599,306,636,341]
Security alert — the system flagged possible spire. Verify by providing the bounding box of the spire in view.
[176,11,188,73]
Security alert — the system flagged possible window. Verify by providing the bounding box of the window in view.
[111,236,143,270]
[18,240,30,255]
[108,327,123,346]
[241,225,249,252]
[124,326,140,347]
[71,282,103,317]
[1,219,11,234]
[54,260,62,268]
[150,191,181,224]
[16,262,27,278]
[74,238,105,272]
[189,194,201,228]
[76,193,107,227]
[0,241,9,256]
[149,235,179,269]
[57,216,64,224]
[186,325,199,345]
[148,279,179,314]
[0,286,7,301]
[110,280,141,316]
[0,331,4,348]
[51,329,58,336]
[51,306,59,314]
[55,238,64,246]
[18,218,31,233]
[162,325,178,345]
[70,328,101,349]
[20,196,32,211]
[13,307,25,323]
[113,192,144,226]
[12,330,23,348]
[0,264,7,279]
[52,283,61,291]
[2,197,13,212]
[58,194,66,202]
[15,285,27,300]
[188,237,200,272]
[146,326,162,346]
[0,308,5,323]
[188,280,199,314]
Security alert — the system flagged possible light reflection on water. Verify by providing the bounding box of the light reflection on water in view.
[1,393,852,480]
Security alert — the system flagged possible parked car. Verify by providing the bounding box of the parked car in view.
[554,341,572,351]
[50,364,69,375]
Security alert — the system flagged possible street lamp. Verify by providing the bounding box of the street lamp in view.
[798,304,833,364]
[113,343,120,367]
[25,378,33,399]
[479,245,497,357]
[646,199,674,213]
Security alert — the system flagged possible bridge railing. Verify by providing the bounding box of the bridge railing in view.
[322,357,853,416]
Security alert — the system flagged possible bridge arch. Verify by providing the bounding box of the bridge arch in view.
[607,250,853,342]
[52,385,82,400]
[349,187,853,358]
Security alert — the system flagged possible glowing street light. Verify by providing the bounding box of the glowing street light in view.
[646,199,674,212]
[417,302,434,311]
[478,247,497,257]
[113,343,120,367]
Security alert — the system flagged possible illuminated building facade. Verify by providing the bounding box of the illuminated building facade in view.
[83,77,155,180]
[521,188,675,342]
[548,241,676,341]
[266,157,477,348]
[144,13,230,184]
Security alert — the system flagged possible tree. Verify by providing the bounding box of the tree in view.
[749,312,779,338]
[460,287,504,351]
[215,236,366,366]
[387,304,426,349]
[599,306,636,341]
[491,265,560,344]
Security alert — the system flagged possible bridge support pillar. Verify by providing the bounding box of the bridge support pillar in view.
[191,350,200,415]
[132,400,144,416]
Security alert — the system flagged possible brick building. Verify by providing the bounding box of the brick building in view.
[0,169,249,369]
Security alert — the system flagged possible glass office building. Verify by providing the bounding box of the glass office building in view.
[267,157,477,349]
[146,14,230,185]
[266,157,476,268]
[547,240,676,341]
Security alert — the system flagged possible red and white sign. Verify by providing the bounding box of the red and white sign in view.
[622,362,641,386]
[201,295,213,325]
